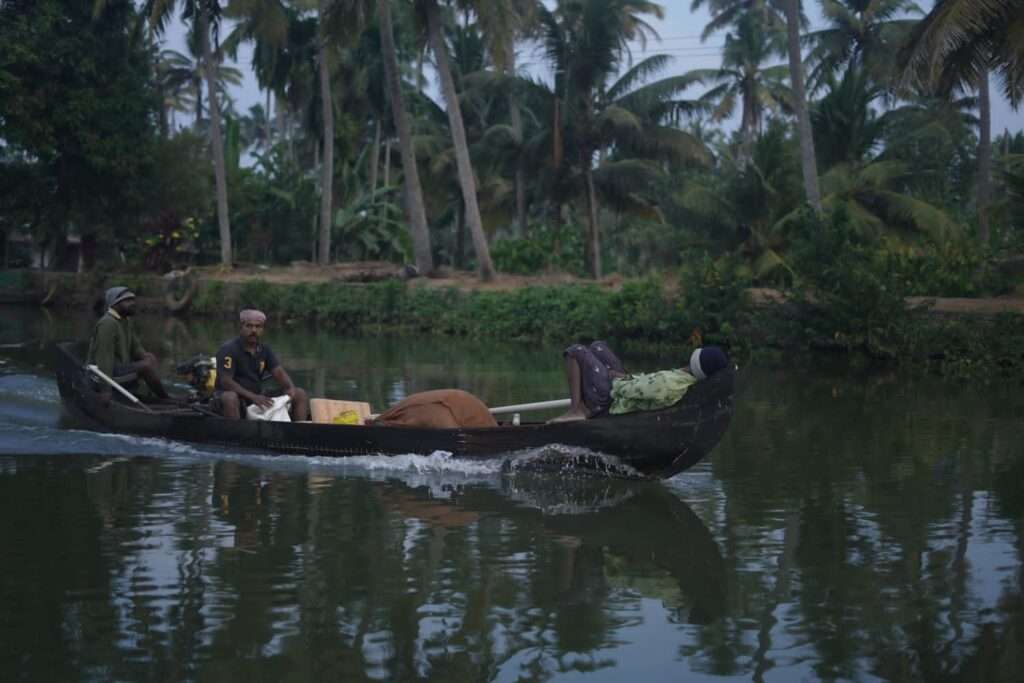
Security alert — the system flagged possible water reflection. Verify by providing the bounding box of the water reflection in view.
[3,305,1024,681]
[0,456,728,681]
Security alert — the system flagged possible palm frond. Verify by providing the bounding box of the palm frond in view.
[623,126,712,166]
[606,54,674,101]
[596,105,643,137]
[874,190,963,242]
[612,72,706,115]
[900,0,1024,106]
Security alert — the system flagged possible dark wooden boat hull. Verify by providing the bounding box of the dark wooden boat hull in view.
[54,342,734,478]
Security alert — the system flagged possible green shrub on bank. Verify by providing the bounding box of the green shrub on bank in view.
[774,207,1024,371]
[679,254,752,346]
[178,249,1022,375]
[197,278,713,345]
[192,281,225,314]
[886,240,1008,297]
[491,224,586,276]
[787,207,910,356]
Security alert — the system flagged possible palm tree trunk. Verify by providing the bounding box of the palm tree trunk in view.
[199,7,232,266]
[425,0,494,280]
[264,88,272,150]
[157,78,169,139]
[506,43,527,237]
[977,71,992,244]
[379,135,391,231]
[369,119,381,195]
[784,0,821,212]
[194,76,203,127]
[584,162,601,279]
[739,83,756,167]
[514,158,527,237]
[317,0,334,266]
[455,202,465,269]
[276,93,288,153]
[378,0,434,276]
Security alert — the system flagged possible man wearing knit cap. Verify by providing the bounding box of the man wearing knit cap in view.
[214,309,308,420]
[86,286,171,402]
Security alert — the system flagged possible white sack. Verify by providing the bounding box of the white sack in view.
[246,395,292,422]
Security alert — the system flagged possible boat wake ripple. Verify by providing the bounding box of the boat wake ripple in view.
[1,373,646,485]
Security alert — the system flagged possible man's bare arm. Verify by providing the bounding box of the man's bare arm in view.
[271,366,297,395]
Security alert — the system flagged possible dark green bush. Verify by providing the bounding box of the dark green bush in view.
[490,224,585,276]
[678,253,752,346]
[885,240,1008,298]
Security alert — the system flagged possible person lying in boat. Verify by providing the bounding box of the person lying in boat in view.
[552,342,729,422]
[87,286,171,403]
[213,309,309,421]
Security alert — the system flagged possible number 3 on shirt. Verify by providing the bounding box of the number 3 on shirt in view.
[223,356,233,370]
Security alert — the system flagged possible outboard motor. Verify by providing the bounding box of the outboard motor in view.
[175,354,217,401]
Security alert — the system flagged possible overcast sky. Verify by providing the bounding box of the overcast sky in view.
[163,0,1021,135]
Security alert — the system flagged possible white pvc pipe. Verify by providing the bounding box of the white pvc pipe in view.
[86,364,154,413]
[368,398,572,421]
[488,398,571,415]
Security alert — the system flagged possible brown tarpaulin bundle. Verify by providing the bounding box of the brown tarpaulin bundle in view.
[371,389,497,429]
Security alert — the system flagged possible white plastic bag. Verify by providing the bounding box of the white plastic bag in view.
[246,395,292,422]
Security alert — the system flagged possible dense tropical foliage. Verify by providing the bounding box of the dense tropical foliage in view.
[1,0,1022,293]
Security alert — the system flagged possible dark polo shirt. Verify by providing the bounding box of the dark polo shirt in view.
[215,337,280,395]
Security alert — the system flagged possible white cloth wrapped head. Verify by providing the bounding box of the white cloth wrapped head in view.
[239,309,267,324]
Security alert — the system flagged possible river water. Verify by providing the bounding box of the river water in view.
[1,306,1023,682]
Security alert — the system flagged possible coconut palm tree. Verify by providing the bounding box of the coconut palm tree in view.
[314,0,338,265]
[125,0,234,266]
[378,0,434,275]
[692,0,821,210]
[419,0,495,280]
[537,0,709,278]
[237,103,273,152]
[158,36,242,129]
[806,0,923,89]
[785,66,961,245]
[686,11,789,165]
[229,0,374,265]
[223,0,290,147]
[473,0,539,236]
[900,0,1024,243]
[798,160,962,245]
[811,65,889,170]
[900,0,1024,108]
[782,0,821,210]
[691,0,791,41]
[883,88,979,206]
[675,119,802,279]
[156,48,201,131]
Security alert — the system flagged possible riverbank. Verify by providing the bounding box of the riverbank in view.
[3,264,1024,374]
[6,263,1024,311]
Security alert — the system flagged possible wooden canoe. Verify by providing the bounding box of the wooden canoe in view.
[54,342,734,479]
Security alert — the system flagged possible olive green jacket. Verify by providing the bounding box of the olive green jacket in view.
[86,310,146,378]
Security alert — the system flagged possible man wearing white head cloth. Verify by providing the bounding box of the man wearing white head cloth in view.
[214,309,308,420]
